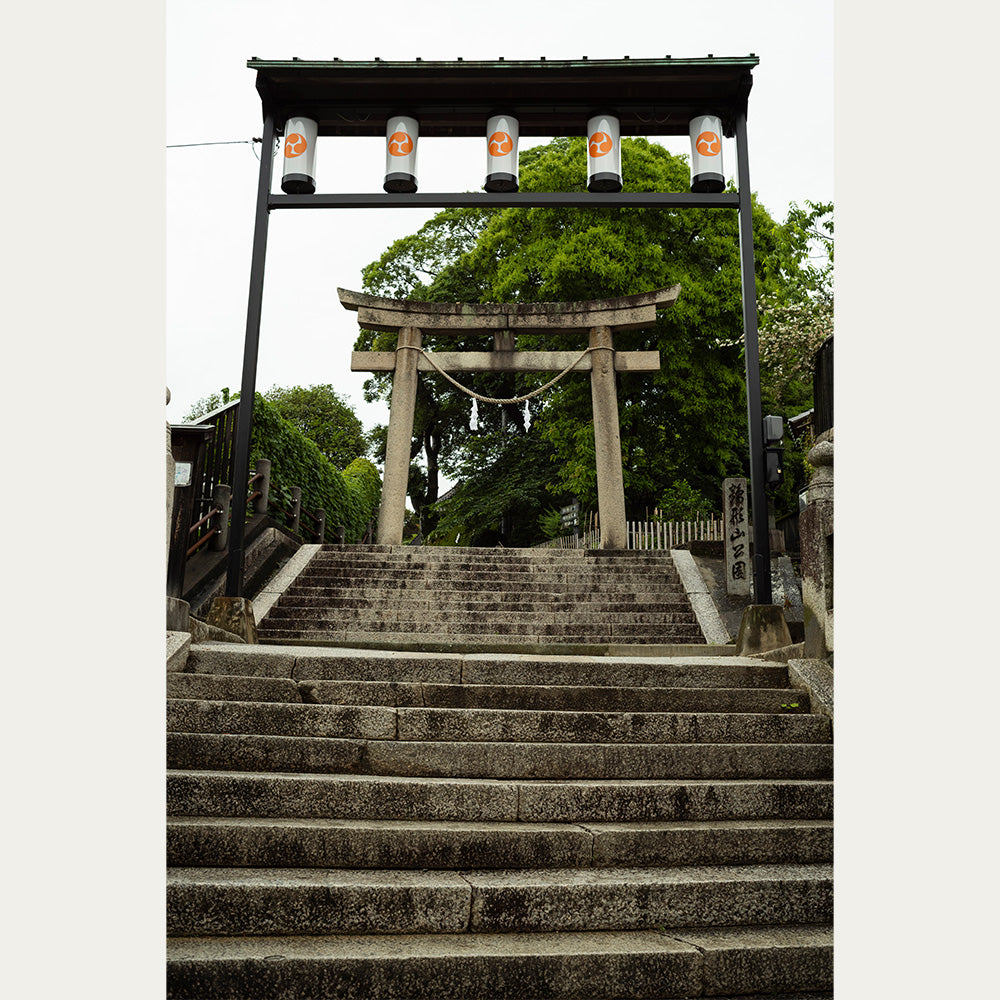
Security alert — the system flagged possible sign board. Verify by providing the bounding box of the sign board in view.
[174,461,193,488]
[723,477,750,597]
[559,502,580,528]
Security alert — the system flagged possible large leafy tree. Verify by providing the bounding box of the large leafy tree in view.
[261,384,369,470]
[758,200,833,409]
[358,137,822,543]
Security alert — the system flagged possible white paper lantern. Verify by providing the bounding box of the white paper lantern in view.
[587,113,622,193]
[281,117,318,194]
[485,114,519,192]
[384,116,419,193]
[689,114,724,193]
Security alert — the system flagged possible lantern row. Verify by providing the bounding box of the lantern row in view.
[280,113,726,196]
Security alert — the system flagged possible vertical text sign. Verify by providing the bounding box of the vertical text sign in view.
[723,477,751,597]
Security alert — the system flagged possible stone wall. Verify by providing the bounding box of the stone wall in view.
[800,429,833,660]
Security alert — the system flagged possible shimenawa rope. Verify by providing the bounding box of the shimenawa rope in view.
[395,344,599,405]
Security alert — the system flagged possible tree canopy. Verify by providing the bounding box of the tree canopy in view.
[358,137,830,543]
[261,384,370,470]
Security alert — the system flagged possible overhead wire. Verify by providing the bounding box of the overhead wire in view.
[167,139,263,148]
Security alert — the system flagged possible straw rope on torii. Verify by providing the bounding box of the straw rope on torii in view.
[396,343,598,405]
[339,285,680,547]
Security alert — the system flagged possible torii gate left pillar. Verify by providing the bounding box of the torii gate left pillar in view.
[340,286,679,548]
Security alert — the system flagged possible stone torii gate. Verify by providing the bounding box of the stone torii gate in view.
[340,285,680,548]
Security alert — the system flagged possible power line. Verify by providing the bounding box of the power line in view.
[167,139,262,148]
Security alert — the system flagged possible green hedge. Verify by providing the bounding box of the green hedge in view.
[247,393,381,542]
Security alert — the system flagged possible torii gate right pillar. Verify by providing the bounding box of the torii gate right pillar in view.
[589,325,627,549]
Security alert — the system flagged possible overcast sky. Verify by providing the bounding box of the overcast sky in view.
[166,0,833,436]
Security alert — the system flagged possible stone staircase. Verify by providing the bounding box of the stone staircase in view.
[256,546,706,647]
[167,629,833,996]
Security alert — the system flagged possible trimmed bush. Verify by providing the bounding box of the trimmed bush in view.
[248,393,380,542]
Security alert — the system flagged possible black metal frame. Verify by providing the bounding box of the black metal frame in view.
[225,60,772,604]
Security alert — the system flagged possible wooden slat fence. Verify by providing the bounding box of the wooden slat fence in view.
[534,511,723,550]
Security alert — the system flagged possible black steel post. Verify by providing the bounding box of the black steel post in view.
[225,112,276,596]
[734,110,772,605]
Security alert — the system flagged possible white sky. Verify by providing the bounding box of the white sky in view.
[166,0,833,432]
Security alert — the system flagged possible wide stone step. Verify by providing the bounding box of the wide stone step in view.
[166,731,833,780]
[299,679,814,714]
[271,595,694,613]
[302,564,686,579]
[307,552,684,569]
[258,627,707,646]
[167,771,834,823]
[166,924,833,999]
[282,584,689,601]
[263,607,697,626]
[167,816,833,870]
[183,648,785,689]
[294,569,680,597]
[310,545,678,559]
[167,673,813,714]
[167,863,833,935]
[167,700,831,745]
[260,615,698,634]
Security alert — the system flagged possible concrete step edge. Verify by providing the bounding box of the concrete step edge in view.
[167,770,834,823]
[166,863,833,935]
[167,731,834,781]
[166,700,831,744]
[166,925,833,999]
[168,674,809,713]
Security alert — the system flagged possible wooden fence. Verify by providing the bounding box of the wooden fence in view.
[534,511,723,550]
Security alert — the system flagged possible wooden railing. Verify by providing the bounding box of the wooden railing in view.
[168,400,348,598]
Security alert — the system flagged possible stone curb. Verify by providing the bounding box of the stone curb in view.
[787,658,833,721]
[167,631,192,673]
[670,549,731,644]
[190,617,247,644]
[253,544,323,623]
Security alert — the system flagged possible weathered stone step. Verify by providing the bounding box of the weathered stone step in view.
[282,583,687,610]
[166,924,833,998]
[272,595,694,612]
[167,673,302,704]
[167,862,833,935]
[183,648,784,690]
[309,547,681,564]
[263,607,697,626]
[167,816,833,870]
[168,673,812,714]
[293,566,680,584]
[260,614,698,634]
[167,731,833,780]
[167,699,831,745]
[300,679,813,714]
[291,576,686,593]
[167,770,834,822]
[258,627,707,646]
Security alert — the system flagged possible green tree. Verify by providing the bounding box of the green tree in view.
[360,138,823,543]
[185,387,237,421]
[758,201,833,408]
[262,384,369,469]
